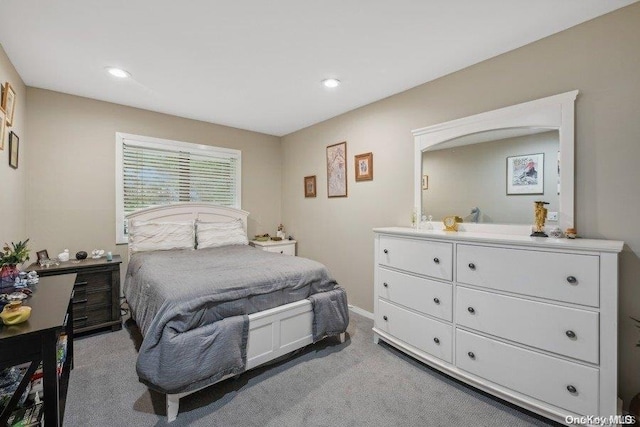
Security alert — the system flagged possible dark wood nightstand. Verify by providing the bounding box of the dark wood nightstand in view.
[27,256,122,334]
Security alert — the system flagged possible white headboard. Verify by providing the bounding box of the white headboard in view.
[125,203,250,256]
[126,202,249,230]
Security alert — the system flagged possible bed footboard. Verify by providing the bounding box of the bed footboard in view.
[167,299,316,422]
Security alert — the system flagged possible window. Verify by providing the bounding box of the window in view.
[115,133,241,244]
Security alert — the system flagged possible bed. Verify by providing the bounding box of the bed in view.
[123,203,349,422]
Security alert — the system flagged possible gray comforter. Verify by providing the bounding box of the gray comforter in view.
[124,245,348,394]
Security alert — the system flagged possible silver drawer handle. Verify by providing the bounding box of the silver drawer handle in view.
[383,315,388,321]
[433,337,440,344]
[566,276,577,284]
[468,263,476,270]
[433,297,440,304]
[383,249,389,254]
[567,385,577,394]
[468,351,475,359]
[566,330,576,339]
[433,257,440,264]
[467,307,475,314]
[383,282,389,288]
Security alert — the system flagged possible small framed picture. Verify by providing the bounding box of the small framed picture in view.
[354,152,373,181]
[0,108,5,151]
[1,83,16,127]
[8,131,19,169]
[422,175,429,190]
[506,153,544,195]
[304,175,317,198]
[36,250,50,262]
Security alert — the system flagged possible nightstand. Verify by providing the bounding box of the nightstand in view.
[250,239,297,256]
[27,256,122,334]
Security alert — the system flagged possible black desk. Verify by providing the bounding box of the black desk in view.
[0,274,75,427]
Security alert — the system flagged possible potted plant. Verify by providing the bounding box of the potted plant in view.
[0,239,30,285]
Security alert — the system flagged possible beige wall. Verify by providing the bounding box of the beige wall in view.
[281,4,640,405]
[0,45,27,246]
[25,88,282,271]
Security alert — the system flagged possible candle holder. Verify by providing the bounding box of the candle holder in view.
[530,201,549,237]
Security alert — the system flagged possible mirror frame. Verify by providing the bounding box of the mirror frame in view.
[413,90,578,233]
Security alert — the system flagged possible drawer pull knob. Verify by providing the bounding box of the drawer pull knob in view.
[383,315,388,321]
[433,337,440,344]
[383,249,389,254]
[468,351,475,359]
[468,263,476,270]
[433,297,440,304]
[567,385,577,394]
[433,257,440,264]
[467,307,475,314]
[566,330,576,339]
[383,282,389,288]
[566,276,577,284]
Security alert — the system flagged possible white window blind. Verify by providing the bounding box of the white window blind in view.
[115,133,241,244]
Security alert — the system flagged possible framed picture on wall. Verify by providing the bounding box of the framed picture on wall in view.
[326,141,347,197]
[8,131,19,169]
[354,152,373,181]
[506,153,544,195]
[304,175,317,198]
[1,83,16,127]
[0,108,5,151]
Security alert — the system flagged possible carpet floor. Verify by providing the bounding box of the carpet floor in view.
[65,311,558,426]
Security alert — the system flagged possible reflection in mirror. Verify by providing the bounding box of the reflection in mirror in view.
[422,129,559,225]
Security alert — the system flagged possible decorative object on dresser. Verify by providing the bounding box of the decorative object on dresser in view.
[531,201,550,237]
[354,152,373,181]
[36,249,49,263]
[8,132,19,169]
[373,227,623,424]
[26,255,122,334]
[1,82,16,127]
[250,238,297,256]
[0,274,75,426]
[326,141,347,198]
[304,175,317,198]
[75,251,87,260]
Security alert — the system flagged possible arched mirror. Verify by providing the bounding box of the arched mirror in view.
[413,90,578,234]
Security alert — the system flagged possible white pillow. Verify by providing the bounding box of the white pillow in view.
[196,219,248,249]
[129,220,195,253]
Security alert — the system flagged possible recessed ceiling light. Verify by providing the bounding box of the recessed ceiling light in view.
[321,78,340,88]
[106,67,131,78]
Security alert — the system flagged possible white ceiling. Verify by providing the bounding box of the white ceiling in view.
[0,1,636,136]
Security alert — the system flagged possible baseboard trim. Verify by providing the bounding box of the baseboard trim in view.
[348,304,374,319]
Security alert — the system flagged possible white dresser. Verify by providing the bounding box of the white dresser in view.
[373,227,623,425]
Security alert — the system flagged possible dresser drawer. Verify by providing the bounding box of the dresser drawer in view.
[456,286,599,363]
[72,287,112,308]
[76,270,112,291]
[376,299,452,363]
[377,267,452,321]
[378,236,452,281]
[457,244,599,307]
[73,306,113,328]
[456,329,599,416]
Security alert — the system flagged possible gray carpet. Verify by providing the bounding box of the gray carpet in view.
[65,312,558,426]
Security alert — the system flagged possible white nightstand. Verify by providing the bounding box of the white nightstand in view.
[250,239,297,256]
